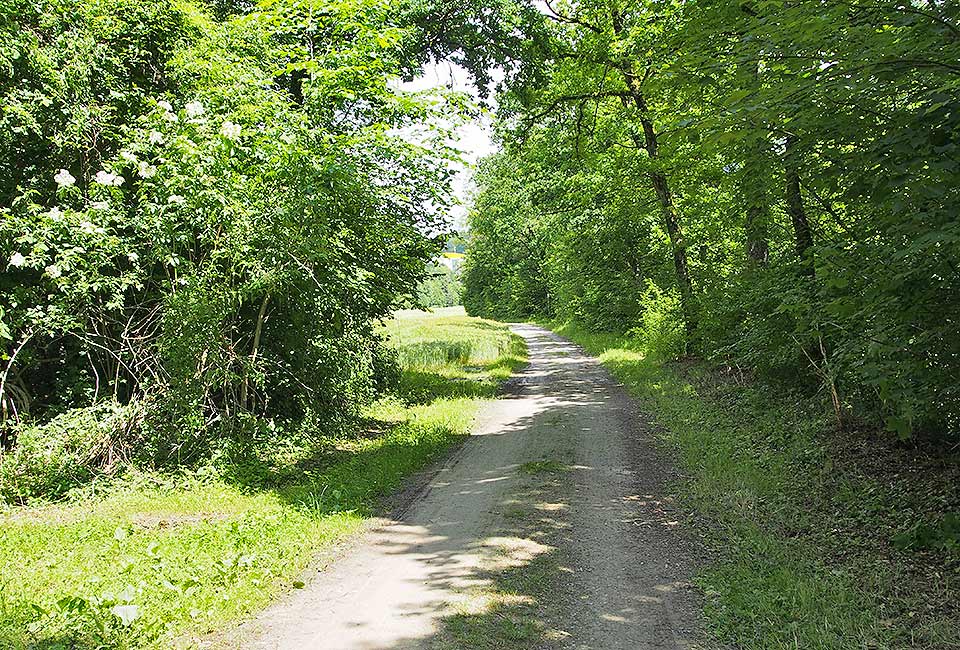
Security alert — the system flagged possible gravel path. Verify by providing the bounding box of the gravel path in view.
[230,324,702,650]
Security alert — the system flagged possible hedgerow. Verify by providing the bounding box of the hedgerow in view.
[0,0,464,497]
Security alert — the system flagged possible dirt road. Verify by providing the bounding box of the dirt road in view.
[232,325,701,649]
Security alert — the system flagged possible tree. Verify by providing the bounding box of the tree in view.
[0,0,462,468]
[462,0,960,441]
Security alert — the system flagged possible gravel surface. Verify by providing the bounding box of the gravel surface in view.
[227,324,704,650]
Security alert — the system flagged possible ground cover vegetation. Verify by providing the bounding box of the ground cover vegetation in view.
[0,310,525,648]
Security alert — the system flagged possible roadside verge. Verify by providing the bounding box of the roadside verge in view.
[545,320,959,650]
[0,309,526,650]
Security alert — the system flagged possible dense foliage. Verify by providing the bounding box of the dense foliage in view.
[0,0,472,498]
[462,0,960,442]
[417,265,463,308]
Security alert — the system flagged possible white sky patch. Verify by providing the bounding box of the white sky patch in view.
[397,61,499,230]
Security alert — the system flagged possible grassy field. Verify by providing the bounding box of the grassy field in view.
[0,308,526,650]
[548,321,959,650]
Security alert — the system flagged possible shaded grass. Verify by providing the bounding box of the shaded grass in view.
[547,320,959,650]
[518,460,568,475]
[0,310,526,649]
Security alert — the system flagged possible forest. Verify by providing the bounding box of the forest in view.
[462,0,960,443]
[1,0,958,648]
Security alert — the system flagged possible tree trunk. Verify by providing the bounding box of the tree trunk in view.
[784,135,814,275]
[618,79,697,337]
[240,294,270,412]
[608,7,696,337]
[648,166,697,337]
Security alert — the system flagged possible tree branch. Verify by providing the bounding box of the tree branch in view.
[524,90,633,128]
[542,0,603,34]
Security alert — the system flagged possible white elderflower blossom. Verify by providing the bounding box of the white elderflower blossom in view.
[8,252,26,268]
[149,131,164,145]
[47,206,64,221]
[80,220,97,233]
[94,170,124,186]
[89,201,109,211]
[120,150,138,164]
[185,101,205,118]
[165,112,179,123]
[157,100,173,112]
[45,264,62,279]
[55,169,76,187]
[220,121,241,139]
[167,195,185,205]
[127,252,139,262]
[138,162,157,179]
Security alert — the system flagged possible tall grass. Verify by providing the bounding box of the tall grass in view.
[387,307,525,371]
[384,308,527,406]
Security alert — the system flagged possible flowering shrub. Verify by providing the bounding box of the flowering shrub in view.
[0,0,460,485]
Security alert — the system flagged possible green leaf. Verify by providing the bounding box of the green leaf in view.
[884,416,912,440]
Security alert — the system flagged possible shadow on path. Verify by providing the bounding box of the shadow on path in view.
[230,325,703,650]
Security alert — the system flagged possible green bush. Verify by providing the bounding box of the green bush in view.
[628,283,686,360]
[0,402,138,502]
[0,0,461,496]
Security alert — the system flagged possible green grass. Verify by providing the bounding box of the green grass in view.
[546,320,959,650]
[0,308,526,649]
[518,460,568,475]
[388,307,527,405]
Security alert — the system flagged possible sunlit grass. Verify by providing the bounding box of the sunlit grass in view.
[387,307,526,372]
[384,307,527,405]
[0,309,526,649]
